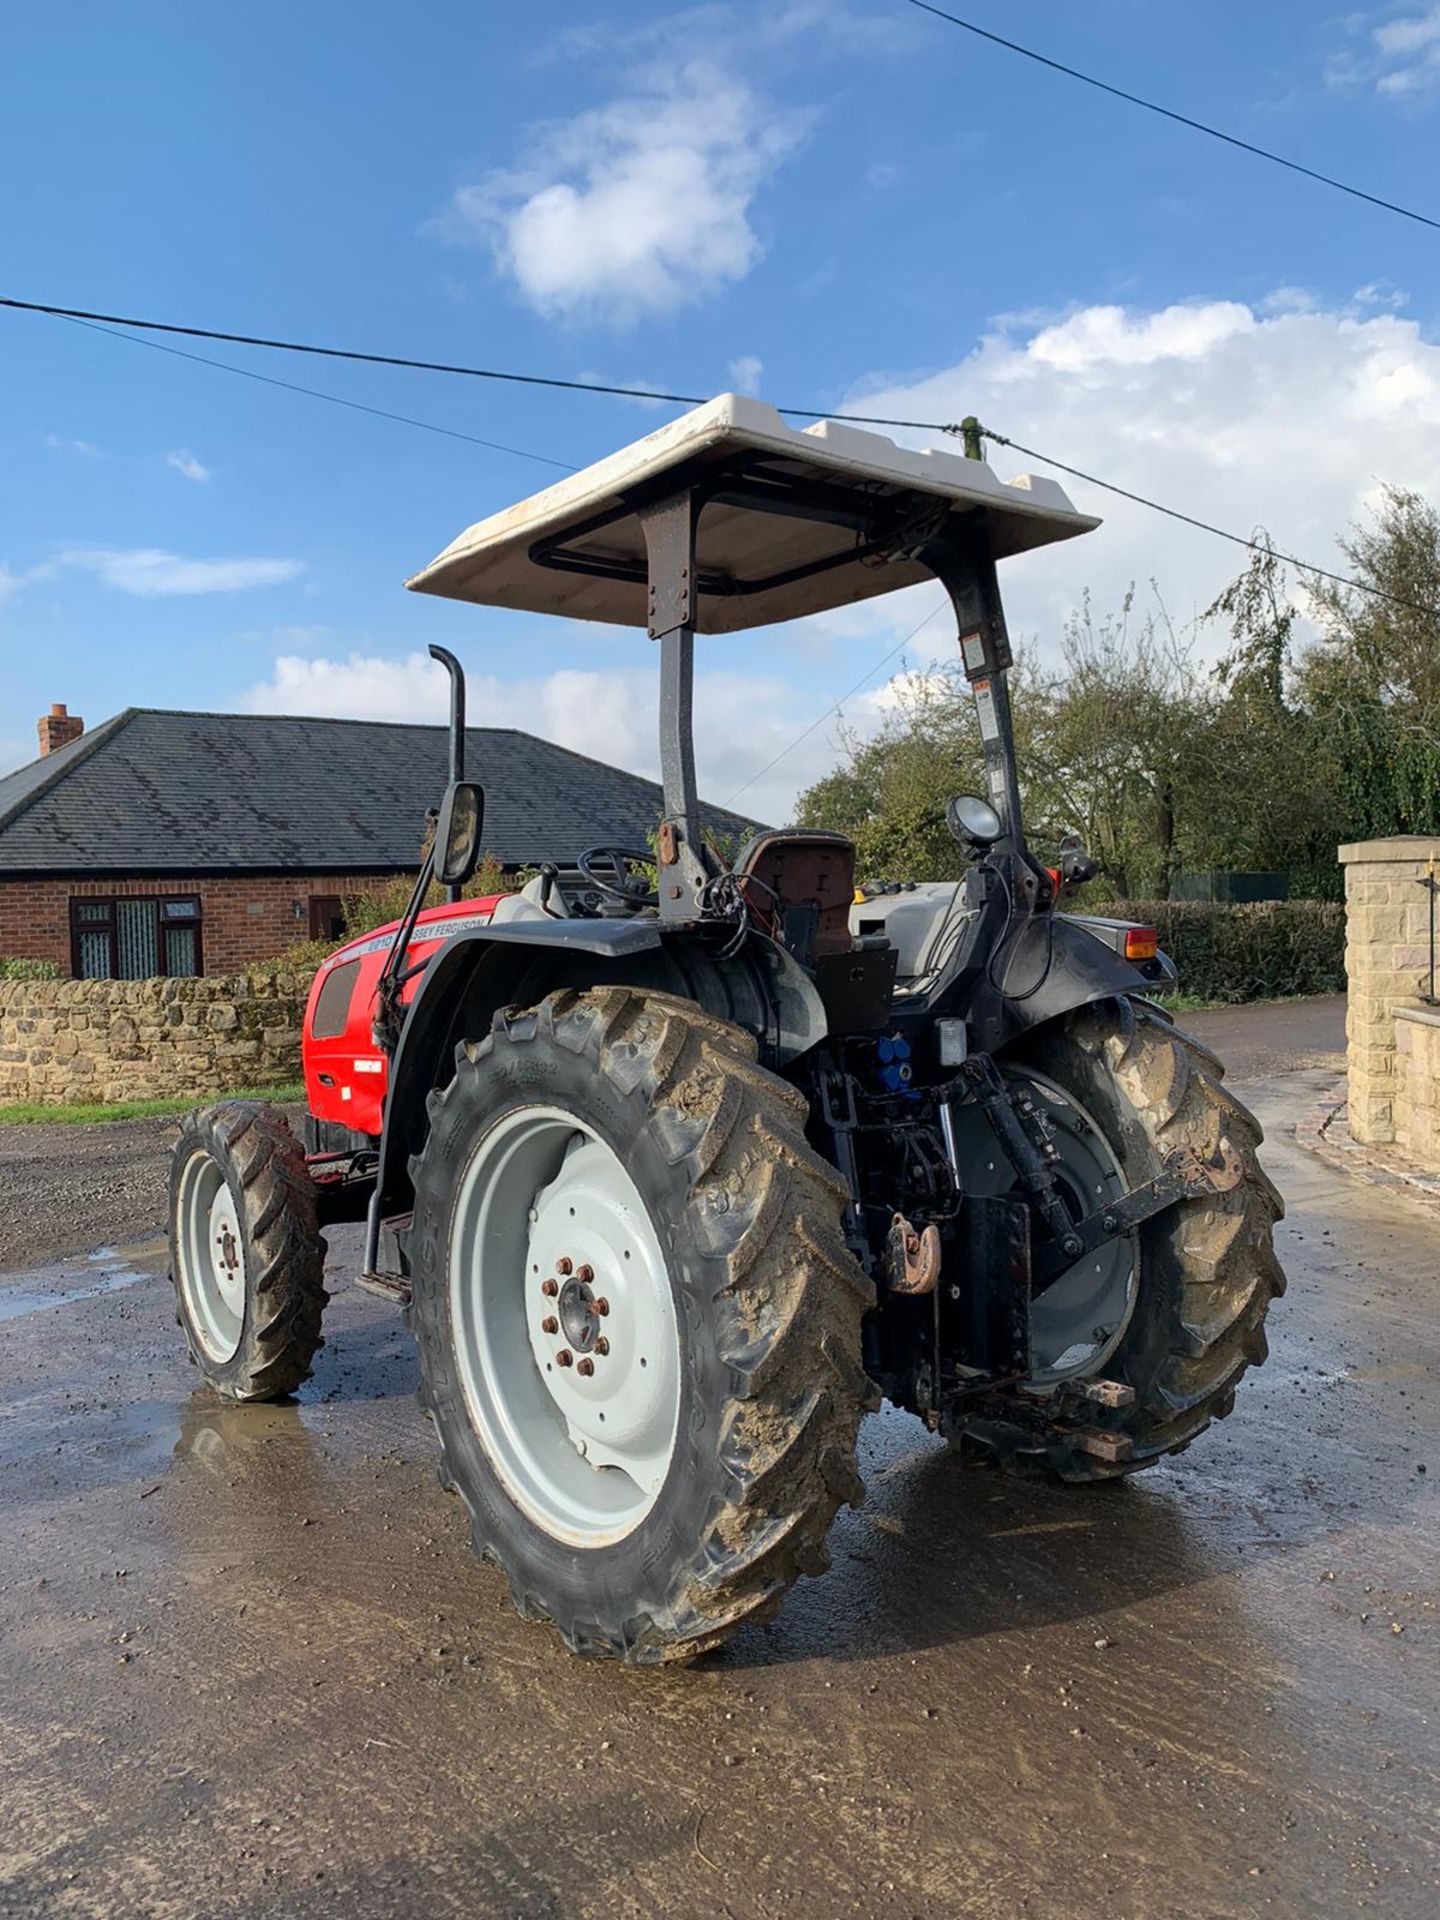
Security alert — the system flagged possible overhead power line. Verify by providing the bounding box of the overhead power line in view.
[9,289,1437,625]
[980,429,1440,619]
[0,295,950,433]
[903,0,1440,234]
[59,314,578,472]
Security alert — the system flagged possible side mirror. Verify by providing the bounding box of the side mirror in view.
[946,793,1003,849]
[434,781,485,887]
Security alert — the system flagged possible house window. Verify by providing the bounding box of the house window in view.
[71,896,204,980]
[309,894,346,941]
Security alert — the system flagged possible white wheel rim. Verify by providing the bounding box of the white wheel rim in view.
[448,1105,682,1549]
[176,1150,248,1363]
[1019,1070,1137,1384]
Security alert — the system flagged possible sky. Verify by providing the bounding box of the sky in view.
[3,0,1440,824]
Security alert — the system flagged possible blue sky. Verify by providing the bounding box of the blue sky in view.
[3,0,1440,819]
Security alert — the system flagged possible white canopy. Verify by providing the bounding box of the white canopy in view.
[406,394,1098,635]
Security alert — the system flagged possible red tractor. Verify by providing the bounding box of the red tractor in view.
[169,397,1283,1662]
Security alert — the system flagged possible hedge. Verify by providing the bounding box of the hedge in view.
[0,957,62,981]
[1081,899,1346,1004]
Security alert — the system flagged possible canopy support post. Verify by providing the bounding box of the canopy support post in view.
[638,490,713,919]
[923,528,1026,853]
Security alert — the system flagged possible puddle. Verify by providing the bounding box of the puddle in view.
[0,1245,163,1325]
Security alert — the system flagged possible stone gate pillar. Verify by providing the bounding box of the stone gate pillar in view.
[1339,836,1440,1145]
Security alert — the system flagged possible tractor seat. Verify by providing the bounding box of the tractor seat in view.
[733,829,857,966]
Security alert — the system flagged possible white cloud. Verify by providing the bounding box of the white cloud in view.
[236,290,1440,822]
[844,293,1440,657]
[238,646,887,825]
[1328,6,1440,95]
[548,3,925,67]
[433,61,810,325]
[727,354,764,394]
[45,434,101,458]
[166,448,211,483]
[0,562,17,605]
[49,549,304,596]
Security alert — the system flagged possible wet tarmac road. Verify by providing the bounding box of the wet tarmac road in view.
[1,1041,1436,1917]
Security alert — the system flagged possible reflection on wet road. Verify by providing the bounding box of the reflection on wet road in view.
[0,1066,1435,1919]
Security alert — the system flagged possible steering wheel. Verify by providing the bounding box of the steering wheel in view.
[576,846,660,909]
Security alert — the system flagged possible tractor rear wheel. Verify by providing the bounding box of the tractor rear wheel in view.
[169,1101,327,1401]
[407,986,874,1663]
[948,995,1284,1480]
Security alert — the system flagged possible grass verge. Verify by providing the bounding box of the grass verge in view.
[0,1084,306,1127]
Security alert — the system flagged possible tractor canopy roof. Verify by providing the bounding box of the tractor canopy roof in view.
[406,395,1098,634]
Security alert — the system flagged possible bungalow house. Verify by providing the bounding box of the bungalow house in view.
[0,703,755,979]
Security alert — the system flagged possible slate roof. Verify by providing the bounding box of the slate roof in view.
[0,709,761,877]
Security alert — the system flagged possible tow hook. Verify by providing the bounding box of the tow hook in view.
[886,1211,942,1295]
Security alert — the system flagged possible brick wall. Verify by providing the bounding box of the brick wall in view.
[1339,836,1440,1148]
[0,971,309,1106]
[0,872,407,978]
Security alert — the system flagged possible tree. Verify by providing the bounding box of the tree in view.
[795,485,1440,901]
[1296,486,1440,840]
[1019,592,1208,898]
[798,668,983,881]
[797,602,1210,897]
[1201,540,1347,896]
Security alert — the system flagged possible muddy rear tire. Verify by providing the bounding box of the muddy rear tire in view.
[169,1101,327,1401]
[950,996,1285,1480]
[408,986,875,1663]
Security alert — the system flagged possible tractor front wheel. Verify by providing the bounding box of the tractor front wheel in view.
[169,1101,327,1400]
[408,987,874,1663]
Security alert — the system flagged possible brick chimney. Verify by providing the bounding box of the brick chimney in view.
[38,703,85,757]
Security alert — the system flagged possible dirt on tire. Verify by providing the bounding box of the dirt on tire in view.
[409,985,876,1663]
[169,1101,328,1401]
[952,995,1286,1479]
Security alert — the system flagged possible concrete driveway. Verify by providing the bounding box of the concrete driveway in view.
[1,996,1435,1919]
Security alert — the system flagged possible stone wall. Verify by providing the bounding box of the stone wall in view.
[1340,836,1440,1148]
[1395,1007,1440,1162]
[0,970,309,1107]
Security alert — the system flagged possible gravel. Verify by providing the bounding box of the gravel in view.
[0,1116,179,1271]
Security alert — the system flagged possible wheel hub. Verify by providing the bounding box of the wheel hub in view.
[523,1137,677,1482]
[175,1150,247,1363]
[448,1107,682,1547]
[556,1272,604,1354]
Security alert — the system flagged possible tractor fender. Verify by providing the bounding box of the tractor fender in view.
[957,913,1158,1055]
[374,919,826,1215]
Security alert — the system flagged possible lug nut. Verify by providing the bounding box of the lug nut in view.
[541,1316,559,1335]
[556,1349,573,1367]
[576,1263,594,1284]
[541,1278,559,1298]
[556,1257,573,1277]
[595,1297,610,1317]
[577,1357,595,1377]
[595,1337,610,1357]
